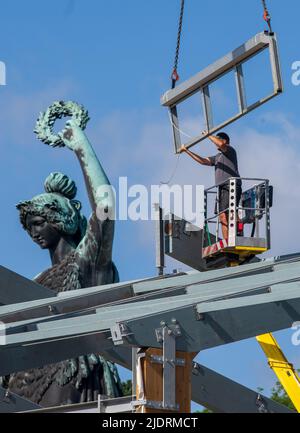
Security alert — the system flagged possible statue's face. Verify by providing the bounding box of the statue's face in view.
[25,214,62,250]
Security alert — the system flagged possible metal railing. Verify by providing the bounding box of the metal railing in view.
[204,177,271,249]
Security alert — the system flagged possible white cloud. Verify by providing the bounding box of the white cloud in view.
[0,80,75,145]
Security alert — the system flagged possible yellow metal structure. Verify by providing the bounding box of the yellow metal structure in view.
[233,246,267,253]
[227,246,268,263]
[224,247,268,268]
[256,333,300,412]
[229,257,300,411]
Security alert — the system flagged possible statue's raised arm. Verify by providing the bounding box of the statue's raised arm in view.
[59,119,114,216]
[59,119,116,280]
[33,101,118,285]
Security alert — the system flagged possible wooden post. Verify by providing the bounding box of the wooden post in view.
[135,348,195,414]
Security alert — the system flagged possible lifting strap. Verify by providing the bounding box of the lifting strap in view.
[160,0,186,185]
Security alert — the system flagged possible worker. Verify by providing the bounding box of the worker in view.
[180,132,242,240]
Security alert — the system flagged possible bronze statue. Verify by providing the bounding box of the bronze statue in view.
[2,102,123,407]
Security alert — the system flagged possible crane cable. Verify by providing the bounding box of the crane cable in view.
[161,0,186,185]
[171,0,185,89]
[261,0,273,34]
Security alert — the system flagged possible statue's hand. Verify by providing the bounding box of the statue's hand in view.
[58,120,89,152]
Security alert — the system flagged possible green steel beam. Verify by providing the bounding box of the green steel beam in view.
[1,254,300,380]
[0,332,133,377]
[2,267,292,347]
[0,386,41,413]
[123,282,300,352]
[0,266,54,305]
[191,363,293,413]
[0,258,286,324]
[0,281,300,375]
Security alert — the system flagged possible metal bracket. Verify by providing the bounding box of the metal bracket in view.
[150,354,185,367]
[268,360,294,370]
[155,320,182,343]
[171,220,182,240]
[256,394,271,414]
[192,362,201,376]
[154,319,182,410]
[154,204,165,276]
[48,305,58,315]
[98,395,135,414]
[131,399,179,412]
[195,309,205,322]
[132,320,183,411]
[1,390,11,403]
[110,323,133,346]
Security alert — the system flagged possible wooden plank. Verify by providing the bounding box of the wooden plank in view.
[136,348,195,413]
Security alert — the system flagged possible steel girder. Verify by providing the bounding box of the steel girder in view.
[1,265,300,372]
[1,253,300,413]
[0,386,41,413]
[0,265,54,305]
[191,363,293,413]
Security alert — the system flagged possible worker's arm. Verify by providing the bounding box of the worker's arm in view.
[180,146,212,166]
[203,130,227,151]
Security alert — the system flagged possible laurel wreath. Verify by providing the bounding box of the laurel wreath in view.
[34,101,90,147]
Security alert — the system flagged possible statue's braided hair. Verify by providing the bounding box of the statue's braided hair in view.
[17,172,87,244]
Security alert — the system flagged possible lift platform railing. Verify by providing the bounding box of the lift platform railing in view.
[203,177,271,257]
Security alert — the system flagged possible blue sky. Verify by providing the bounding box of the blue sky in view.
[1,0,300,410]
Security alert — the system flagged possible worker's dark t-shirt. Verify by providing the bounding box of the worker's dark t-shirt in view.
[208,145,241,188]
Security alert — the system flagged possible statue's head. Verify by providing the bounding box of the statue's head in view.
[17,173,87,250]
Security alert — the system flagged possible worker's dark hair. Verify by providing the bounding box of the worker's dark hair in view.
[216,132,230,144]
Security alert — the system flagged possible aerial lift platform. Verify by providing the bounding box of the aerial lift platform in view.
[203,177,271,265]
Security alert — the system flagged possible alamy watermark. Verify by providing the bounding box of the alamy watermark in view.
[291,62,300,86]
[0,61,6,86]
[291,322,300,346]
[95,177,205,230]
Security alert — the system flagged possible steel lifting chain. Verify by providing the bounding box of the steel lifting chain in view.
[261,0,273,34]
[171,0,185,89]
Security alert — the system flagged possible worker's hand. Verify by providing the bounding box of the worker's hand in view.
[202,129,208,136]
[179,145,187,154]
